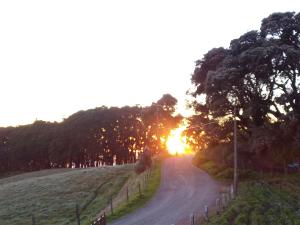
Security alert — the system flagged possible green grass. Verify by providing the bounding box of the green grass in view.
[107,161,161,222]
[203,179,300,225]
[0,165,134,225]
[194,159,259,181]
[194,155,300,224]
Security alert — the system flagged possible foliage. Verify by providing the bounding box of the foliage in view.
[0,94,180,174]
[193,151,259,180]
[189,11,300,171]
[192,12,300,123]
[134,147,152,174]
[203,181,300,225]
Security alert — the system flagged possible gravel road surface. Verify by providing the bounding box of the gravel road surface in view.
[109,155,221,225]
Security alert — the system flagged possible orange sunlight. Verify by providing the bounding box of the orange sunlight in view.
[166,125,191,155]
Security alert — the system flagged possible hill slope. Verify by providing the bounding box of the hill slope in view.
[0,165,134,225]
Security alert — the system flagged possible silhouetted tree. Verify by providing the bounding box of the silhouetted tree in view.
[189,12,300,171]
[0,94,180,174]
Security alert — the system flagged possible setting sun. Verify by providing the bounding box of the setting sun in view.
[166,126,190,155]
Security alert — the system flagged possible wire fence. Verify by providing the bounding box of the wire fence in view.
[94,181,234,225]
[99,168,152,216]
[28,166,152,225]
[90,168,153,225]
[29,168,231,225]
[94,172,233,225]
[179,184,235,225]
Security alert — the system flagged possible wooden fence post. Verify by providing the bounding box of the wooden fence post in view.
[110,196,113,215]
[190,213,195,225]
[216,198,220,215]
[101,212,106,225]
[204,205,209,221]
[126,186,129,202]
[230,184,234,199]
[31,213,36,225]
[138,182,141,197]
[226,192,229,204]
[76,204,80,225]
[222,193,226,209]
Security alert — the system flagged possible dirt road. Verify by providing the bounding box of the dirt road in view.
[109,155,221,225]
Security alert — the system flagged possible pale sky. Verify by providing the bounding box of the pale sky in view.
[1,0,300,127]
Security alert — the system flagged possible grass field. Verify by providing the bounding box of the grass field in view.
[0,165,134,225]
[194,157,300,225]
[203,176,300,225]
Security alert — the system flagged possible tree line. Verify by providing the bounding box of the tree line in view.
[0,94,181,173]
[189,12,300,172]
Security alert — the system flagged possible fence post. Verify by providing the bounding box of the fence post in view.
[138,182,142,197]
[216,198,220,215]
[110,196,114,215]
[126,186,129,202]
[31,213,36,225]
[230,184,234,199]
[222,193,226,209]
[204,205,209,221]
[190,213,195,225]
[103,212,107,225]
[76,204,80,225]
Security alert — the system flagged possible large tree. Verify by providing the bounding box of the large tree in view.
[190,12,300,170]
[191,12,300,125]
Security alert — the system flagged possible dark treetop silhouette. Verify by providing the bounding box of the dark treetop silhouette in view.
[188,12,300,172]
[0,94,181,174]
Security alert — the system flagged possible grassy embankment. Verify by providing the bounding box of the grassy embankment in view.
[106,160,161,222]
[0,161,161,225]
[0,162,161,225]
[193,153,300,225]
[0,166,133,225]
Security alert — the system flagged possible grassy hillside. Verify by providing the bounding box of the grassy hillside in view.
[0,165,134,225]
[193,154,300,224]
[202,175,300,225]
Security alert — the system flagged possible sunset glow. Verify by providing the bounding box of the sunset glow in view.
[166,126,190,155]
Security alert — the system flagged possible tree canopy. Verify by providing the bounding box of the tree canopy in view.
[0,94,180,173]
[189,12,300,171]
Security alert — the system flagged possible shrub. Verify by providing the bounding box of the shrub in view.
[134,147,152,174]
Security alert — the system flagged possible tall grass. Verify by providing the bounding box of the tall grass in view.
[193,153,300,225]
[203,180,300,225]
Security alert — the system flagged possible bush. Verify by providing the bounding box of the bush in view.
[134,147,152,174]
[134,161,147,174]
[216,168,234,179]
[205,181,300,225]
[192,151,207,166]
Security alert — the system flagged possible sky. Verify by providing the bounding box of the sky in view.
[1,0,300,127]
